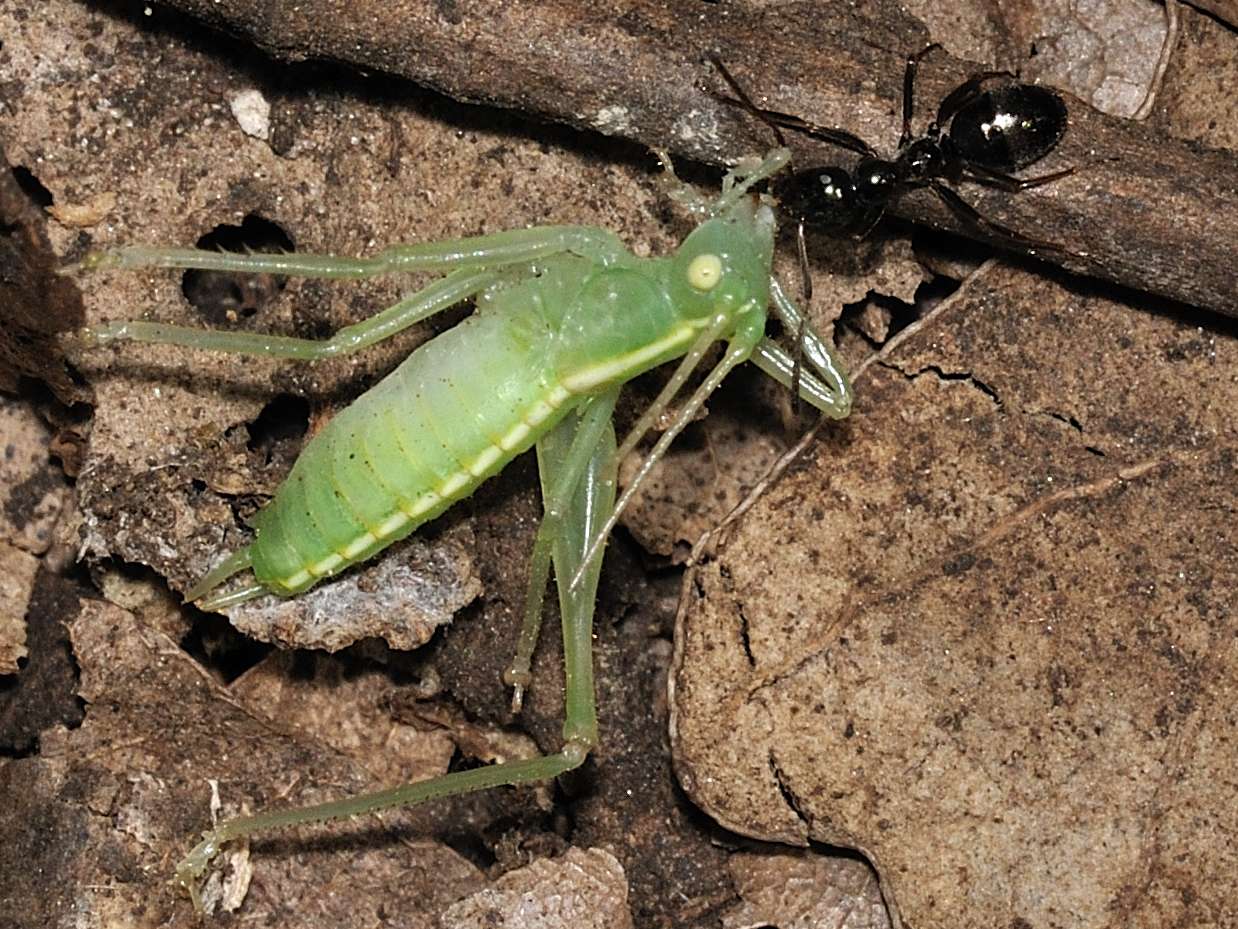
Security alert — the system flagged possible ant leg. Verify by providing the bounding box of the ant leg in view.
[901,43,942,147]
[962,163,1075,191]
[930,181,1062,254]
[934,70,1013,128]
[849,204,888,241]
[794,220,814,302]
[788,219,812,410]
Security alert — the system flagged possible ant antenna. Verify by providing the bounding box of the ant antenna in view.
[709,53,814,413]
[707,54,788,148]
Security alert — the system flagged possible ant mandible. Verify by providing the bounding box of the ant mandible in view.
[711,44,1074,273]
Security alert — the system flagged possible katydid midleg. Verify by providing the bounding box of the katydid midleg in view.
[68,147,852,909]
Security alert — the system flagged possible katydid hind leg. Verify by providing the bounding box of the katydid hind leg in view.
[506,391,619,712]
[80,268,497,360]
[174,399,619,912]
[70,225,626,278]
[176,407,713,905]
[70,226,628,283]
[175,739,590,912]
[73,225,629,360]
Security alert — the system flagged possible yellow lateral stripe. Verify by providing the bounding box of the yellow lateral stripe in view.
[522,397,555,426]
[409,492,441,518]
[470,445,503,476]
[343,531,379,559]
[377,511,410,539]
[302,492,445,582]
[309,552,345,577]
[560,325,697,392]
[439,472,470,498]
[498,422,532,451]
[284,569,312,590]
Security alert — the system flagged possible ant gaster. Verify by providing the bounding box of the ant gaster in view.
[711,45,1073,264]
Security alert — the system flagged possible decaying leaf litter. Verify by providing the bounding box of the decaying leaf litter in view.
[3,1,1237,928]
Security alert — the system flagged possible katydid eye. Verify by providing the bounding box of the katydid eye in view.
[686,253,723,291]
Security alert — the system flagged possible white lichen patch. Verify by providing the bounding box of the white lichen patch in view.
[229,89,271,141]
[592,105,633,134]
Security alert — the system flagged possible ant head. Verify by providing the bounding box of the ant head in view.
[900,138,945,182]
[774,167,855,230]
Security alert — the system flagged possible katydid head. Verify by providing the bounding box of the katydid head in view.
[654,147,794,330]
[667,197,776,326]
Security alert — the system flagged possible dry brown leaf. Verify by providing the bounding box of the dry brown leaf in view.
[230,650,457,786]
[0,395,69,558]
[442,847,634,929]
[723,850,890,929]
[0,395,71,672]
[0,544,35,672]
[1152,2,1238,151]
[0,147,87,404]
[673,262,1238,928]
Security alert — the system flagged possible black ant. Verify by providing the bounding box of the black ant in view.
[711,45,1073,266]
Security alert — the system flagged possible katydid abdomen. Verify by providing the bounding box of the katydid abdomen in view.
[245,255,698,596]
[249,282,574,593]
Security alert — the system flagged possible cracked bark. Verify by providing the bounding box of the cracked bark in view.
[155,0,1237,317]
[767,752,813,833]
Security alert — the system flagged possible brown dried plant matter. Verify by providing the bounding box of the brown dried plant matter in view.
[673,262,1238,929]
[5,2,1238,929]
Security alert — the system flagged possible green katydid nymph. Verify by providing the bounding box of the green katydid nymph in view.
[68,147,852,910]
